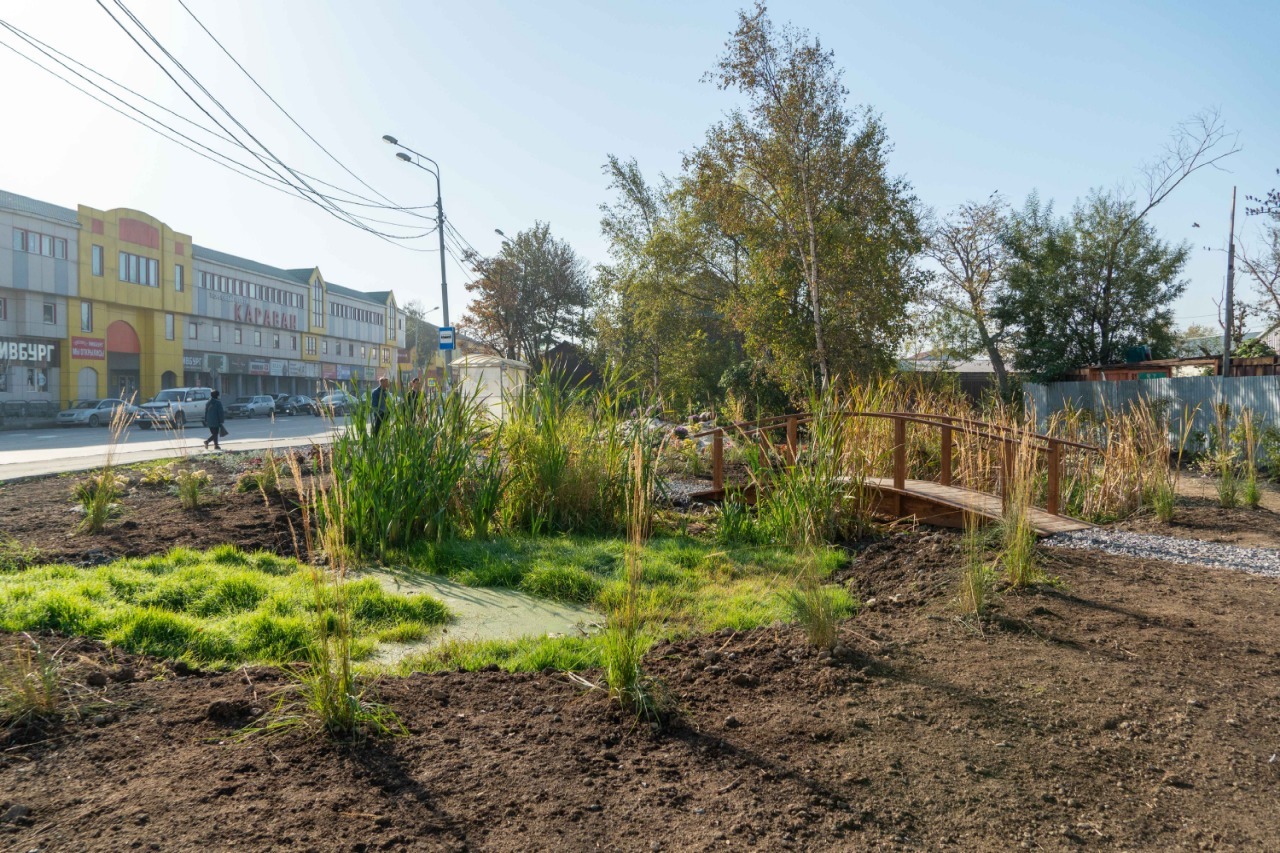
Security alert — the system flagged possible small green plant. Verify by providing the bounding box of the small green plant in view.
[73,470,122,533]
[0,634,62,728]
[783,559,846,649]
[176,469,212,510]
[716,497,759,545]
[138,461,177,487]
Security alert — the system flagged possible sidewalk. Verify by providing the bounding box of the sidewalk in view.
[0,433,335,482]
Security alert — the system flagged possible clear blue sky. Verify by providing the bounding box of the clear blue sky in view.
[2,0,1276,336]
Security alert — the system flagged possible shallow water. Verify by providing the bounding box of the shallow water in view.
[366,571,601,663]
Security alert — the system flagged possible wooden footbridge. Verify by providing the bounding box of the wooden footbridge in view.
[688,412,1097,535]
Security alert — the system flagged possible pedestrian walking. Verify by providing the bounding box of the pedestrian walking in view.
[203,389,226,450]
[406,377,422,412]
[371,376,391,436]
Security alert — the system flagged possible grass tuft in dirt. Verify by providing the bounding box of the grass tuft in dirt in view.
[0,632,63,729]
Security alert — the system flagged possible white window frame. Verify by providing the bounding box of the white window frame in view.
[80,301,92,332]
[165,313,175,340]
[43,303,56,325]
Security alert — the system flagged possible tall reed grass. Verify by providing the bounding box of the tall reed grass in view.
[599,434,670,723]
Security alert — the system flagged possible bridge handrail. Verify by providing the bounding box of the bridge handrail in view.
[692,409,1098,519]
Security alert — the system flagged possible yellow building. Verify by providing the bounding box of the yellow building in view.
[0,188,415,415]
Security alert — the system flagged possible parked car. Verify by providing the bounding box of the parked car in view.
[317,391,355,417]
[226,395,277,418]
[136,387,212,429]
[271,394,292,414]
[56,399,136,428]
[277,395,319,416]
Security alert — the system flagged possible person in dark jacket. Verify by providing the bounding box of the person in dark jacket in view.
[370,376,391,436]
[203,390,225,450]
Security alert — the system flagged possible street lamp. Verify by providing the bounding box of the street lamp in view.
[384,134,452,387]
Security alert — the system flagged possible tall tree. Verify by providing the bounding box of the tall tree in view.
[461,222,590,363]
[996,191,1189,380]
[595,156,746,406]
[685,3,923,392]
[996,111,1237,381]
[921,194,1013,395]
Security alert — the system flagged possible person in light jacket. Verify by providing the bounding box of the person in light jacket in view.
[203,390,226,451]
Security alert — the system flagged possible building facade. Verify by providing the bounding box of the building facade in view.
[1,189,434,411]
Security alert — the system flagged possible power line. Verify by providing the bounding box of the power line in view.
[0,20,439,239]
[96,0,432,248]
[176,0,420,218]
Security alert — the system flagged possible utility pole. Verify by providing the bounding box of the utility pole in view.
[436,191,452,387]
[384,135,452,387]
[1222,186,1237,378]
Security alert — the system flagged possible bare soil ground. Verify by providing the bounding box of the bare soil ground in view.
[4,531,1279,851]
[0,456,302,565]
[1116,475,1280,549]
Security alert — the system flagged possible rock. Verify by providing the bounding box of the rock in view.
[110,666,135,683]
[586,804,602,813]
[701,650,722,664]
[1,804,31,823]
[86,670,109,688]
[724,715,742,729]
[730,672,759,688]
[91,714,110,726]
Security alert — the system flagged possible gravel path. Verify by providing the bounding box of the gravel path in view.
[1048,529,1280,579]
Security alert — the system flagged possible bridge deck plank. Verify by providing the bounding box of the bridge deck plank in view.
[864,477,1092,535]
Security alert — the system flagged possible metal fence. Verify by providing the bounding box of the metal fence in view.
[1024,376,1280,436]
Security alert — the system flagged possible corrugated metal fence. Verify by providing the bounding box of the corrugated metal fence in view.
[1024,376,1280,435]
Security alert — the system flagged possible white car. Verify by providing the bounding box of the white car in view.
[136,387,212,429]
[56,399,136,428]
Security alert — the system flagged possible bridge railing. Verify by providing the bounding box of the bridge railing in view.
[691,411,1101,518]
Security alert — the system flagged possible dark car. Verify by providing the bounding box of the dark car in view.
[278,395,319,416]
[271,394,292,415]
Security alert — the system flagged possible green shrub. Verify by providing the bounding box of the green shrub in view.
[520,564,600,603]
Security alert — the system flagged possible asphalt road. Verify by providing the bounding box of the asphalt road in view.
[0,411,354,481]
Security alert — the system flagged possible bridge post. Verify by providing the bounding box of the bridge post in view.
[893,416,906,491]
[940,425,953,487]
[712,429,724,494]
[1001,440,1014,510]
[786,416,798,465]
[1046,440,1061,516]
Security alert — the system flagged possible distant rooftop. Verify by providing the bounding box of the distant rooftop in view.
[193,245,313,285]
[0,189,79,225]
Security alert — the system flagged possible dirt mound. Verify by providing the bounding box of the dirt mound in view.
[836,529,962,605]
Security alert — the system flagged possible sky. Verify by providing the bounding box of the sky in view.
[1,0,1276,339]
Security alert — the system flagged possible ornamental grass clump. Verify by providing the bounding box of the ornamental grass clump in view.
[958,512,996,620]
[1150,406,1197,523]
[1210,403,1240,509]
[0,633,63,729]
[176,468,211,510]
[598,435,672,724]
[1000,428,1040,589]
[262,447,406,741]
[1240,409,1262,509]
[74,470,122,534]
